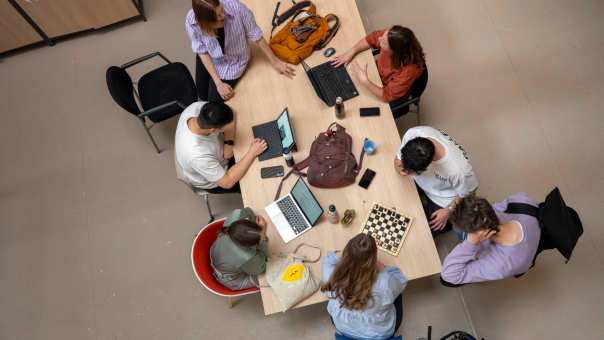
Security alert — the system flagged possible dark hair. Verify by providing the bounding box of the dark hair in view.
[320,234,378,310]
[400,137,434,174]
[197,102,234,129]
[192,0,221,35]
[388,26,426,70]
[225,219,263,247]
[450,194,501,233]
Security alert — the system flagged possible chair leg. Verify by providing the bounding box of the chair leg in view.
[416,103,421,126]
[203,192,215,223]
[141,120,161,153]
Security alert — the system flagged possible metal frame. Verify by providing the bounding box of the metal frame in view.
[391,97,422,125]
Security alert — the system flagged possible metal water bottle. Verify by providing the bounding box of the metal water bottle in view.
[335,97,345,119]
[283,147,295,167]
[327,205,339,224]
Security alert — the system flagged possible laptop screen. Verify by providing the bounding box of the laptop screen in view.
[291,178,323,225]
[277,108,294,149]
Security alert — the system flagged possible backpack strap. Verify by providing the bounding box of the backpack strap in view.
[504,202,540,218]
[274,156,311,201]
[315,14,340,50]
[270,0,313,38]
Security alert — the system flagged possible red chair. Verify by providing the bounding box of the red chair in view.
[191,218,260,307]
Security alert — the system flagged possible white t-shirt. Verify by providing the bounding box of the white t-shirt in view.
[175,102,228,189]
[398,126,478,207]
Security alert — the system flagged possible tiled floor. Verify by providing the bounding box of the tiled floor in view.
[1,0,603,339]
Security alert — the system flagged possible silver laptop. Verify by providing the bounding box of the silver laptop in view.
[265,178,323,243]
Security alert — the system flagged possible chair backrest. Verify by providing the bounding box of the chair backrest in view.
[191,219,259,296]
[106,66,140,116]
[410,65,428,99]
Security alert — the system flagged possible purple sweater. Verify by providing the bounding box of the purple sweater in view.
[441,193,541,284]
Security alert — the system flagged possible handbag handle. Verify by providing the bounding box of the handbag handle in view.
[292,243,322,263]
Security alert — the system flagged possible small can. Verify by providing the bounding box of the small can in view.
[327,204,339,224]
[283,147,295,167]
[335,97,345,119]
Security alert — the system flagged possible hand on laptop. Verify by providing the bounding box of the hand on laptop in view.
[273,60,296,78]
[331,50,354,67]
[217,81,235,101]
[248,138,268,157]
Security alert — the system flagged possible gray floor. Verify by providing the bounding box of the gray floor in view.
[1,0,603,339]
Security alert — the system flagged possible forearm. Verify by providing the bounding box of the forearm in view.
[225,152,255,183]
[363,79,385,100]
[255,38,279,64]
[441,242,481,284]
[199,53,222,84]
[348,37,371,57]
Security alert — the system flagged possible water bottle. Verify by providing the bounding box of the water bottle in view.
[327,205,339,224]
[335,97,345,119]
[283,147,295,167]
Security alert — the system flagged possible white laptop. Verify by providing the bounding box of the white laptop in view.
[265,177,324,243]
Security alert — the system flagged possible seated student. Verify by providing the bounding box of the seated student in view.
[185,0,295,102]
[175,101,267,193]
[321,234,406,340]
[394,126,479,236]
[210,207,268,290]
[332,25,425,113]
[441,193,541,286]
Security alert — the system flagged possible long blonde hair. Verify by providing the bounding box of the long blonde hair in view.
[321,234,378,310]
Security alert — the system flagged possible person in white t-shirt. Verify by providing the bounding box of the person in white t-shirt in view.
[175,101,267,193]
[394,126,479,236]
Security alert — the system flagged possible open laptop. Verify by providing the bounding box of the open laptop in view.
[302,60,359,107]
[265,177,323,243]
[252,107,296,161]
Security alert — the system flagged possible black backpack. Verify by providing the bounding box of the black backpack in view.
[504,187,583,267]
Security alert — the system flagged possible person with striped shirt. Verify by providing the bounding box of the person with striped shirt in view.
[185,0,295,102]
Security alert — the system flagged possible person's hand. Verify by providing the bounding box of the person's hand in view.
[331,50,355,67]
[256,215,268,240]
[393,158,407,176]
[273,60,296,78]
[217,81,234,100]
[376,260,385,271]
[349,60,369,84]
[467,229,497,245]
[248,138,268,157]
[223,144,234,159]
[430,208,451,231]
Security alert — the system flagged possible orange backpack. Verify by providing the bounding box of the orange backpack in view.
[269,1,339,65]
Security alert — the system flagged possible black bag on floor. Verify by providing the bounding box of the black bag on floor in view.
[440,331,477,340]
[505,187,583,267]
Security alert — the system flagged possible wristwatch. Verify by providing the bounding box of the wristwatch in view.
[224,140,234,146]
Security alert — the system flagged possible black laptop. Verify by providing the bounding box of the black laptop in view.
[302,60,359,106]
[252,107,296,161]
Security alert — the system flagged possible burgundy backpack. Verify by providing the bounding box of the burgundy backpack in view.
[275,123,364,199]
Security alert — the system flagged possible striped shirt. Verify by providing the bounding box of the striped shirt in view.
[185,0,263,80]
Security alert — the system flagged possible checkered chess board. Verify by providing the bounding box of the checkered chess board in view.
[360,203,413,256]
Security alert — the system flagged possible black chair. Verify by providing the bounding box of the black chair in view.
[371,48,428,124]
[106,52,197,153]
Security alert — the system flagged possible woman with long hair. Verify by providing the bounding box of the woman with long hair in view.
[210,208,268,290]
[321,234,407,340]
[332,25,425,114]
[185,0,295,102]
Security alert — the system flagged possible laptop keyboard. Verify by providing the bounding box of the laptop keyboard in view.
[312,62,358,105]
[276,196,310,235]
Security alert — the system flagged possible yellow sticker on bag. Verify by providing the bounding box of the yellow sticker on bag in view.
[282,264,305,282]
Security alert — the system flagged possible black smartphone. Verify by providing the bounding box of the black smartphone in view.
[260,165,285,179]
[360,107,380,117]
[358,168,376,189]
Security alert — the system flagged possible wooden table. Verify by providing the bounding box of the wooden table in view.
[231,0,441,315]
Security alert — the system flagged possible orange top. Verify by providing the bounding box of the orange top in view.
[365,30,423,102]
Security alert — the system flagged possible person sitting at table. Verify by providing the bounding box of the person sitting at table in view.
[210,207,268,290]
[394,126,479,237]
[321,233,407,340]
[185,0,295,102]
[332,25,425,116]
[441,193,541,286]
[175,101,267,193]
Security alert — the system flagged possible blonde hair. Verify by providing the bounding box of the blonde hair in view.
[192,0,221,35]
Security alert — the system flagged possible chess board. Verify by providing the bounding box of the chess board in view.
[360,203,413,256]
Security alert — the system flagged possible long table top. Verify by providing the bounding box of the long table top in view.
[230,0,441,315]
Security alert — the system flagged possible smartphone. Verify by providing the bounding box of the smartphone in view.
[260,165,285,179]
[358,168,376,189]
[360,107,380,117]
